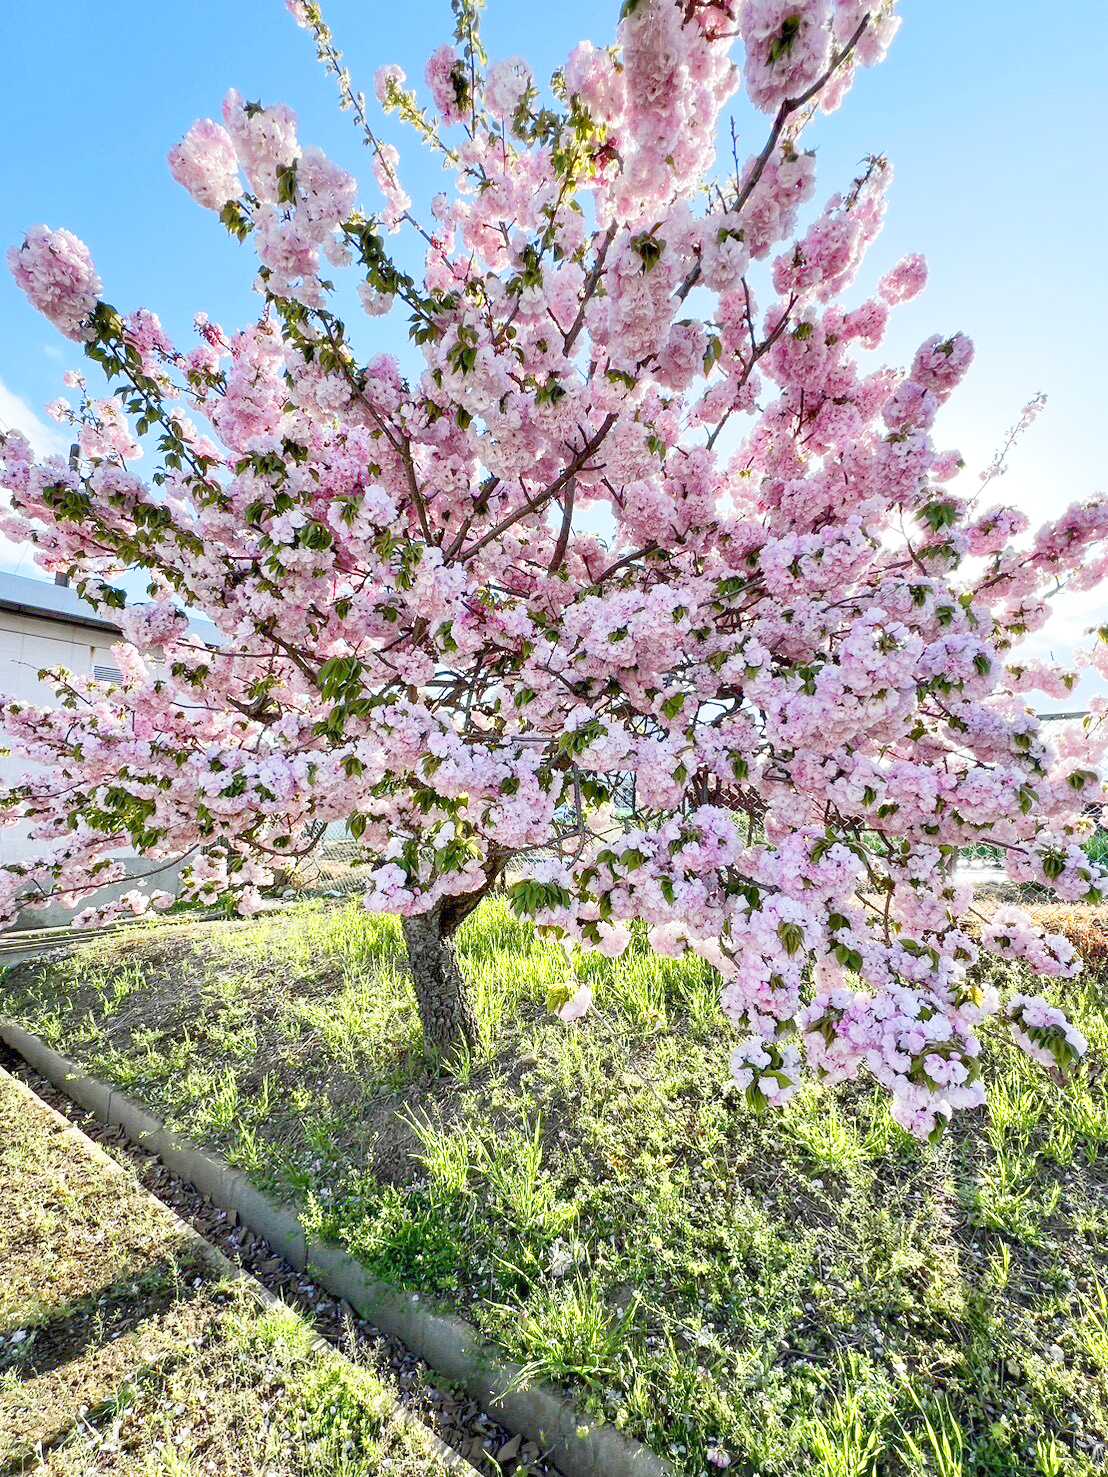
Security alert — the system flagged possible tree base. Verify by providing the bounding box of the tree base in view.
[401,908,480,1061]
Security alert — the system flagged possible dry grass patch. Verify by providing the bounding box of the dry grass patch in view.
[1023,904,1108,964]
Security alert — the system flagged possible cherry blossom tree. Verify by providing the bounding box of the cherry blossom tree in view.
[3,0,1106,1128]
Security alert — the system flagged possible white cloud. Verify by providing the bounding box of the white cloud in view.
[0,374,68,580]
[0,374,68,459]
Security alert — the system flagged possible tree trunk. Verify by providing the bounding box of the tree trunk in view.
[401,906,480,1061]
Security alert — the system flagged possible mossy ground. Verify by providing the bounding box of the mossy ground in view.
[4,897,1108,1477]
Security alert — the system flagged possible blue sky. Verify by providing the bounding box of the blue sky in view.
[1,0,1106,695]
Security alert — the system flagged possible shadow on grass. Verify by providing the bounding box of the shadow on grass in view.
[0,1252,210,1385]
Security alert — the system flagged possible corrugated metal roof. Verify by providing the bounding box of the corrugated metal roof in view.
[0,569,121,632]
[0,570,221,645]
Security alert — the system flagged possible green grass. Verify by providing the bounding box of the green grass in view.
[0,1066,456,1475]
[4,897,1108,1476]
[7,1291,459,1477]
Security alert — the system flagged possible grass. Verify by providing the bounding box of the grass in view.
[0,1067,457,1475]
[3,897,1108,1476]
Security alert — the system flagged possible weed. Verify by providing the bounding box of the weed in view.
[5,897,1108,1476]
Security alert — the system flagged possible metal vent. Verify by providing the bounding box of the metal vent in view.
[93,664,122,684]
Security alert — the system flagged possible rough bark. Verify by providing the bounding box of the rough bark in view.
[401,905,480,1061]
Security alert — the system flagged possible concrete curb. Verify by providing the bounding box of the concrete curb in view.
[0,1017,675,1477]
[1,1020,115,1121]
[0,1061,476,1474]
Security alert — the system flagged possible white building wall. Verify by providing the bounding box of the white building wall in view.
[0,574,205,926]
[0,605,123,867]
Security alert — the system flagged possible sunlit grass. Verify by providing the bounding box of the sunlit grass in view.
[3,896,1108,1475]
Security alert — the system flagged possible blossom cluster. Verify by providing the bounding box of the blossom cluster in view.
[2,0,1106,1136]
[167,89,357,306]
[7,224,101,340]
[1006,995,1088,1077]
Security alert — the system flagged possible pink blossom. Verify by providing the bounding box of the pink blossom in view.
[484,58,532,121]
[294,147,358,238]
[556,982,593,1023]
[221,89,300,202]
[878,252,928,304]
[741,0,832,114]
[372,144,410,234]
[564,41,625,126]
[8,226,101,341]
[426,45,466,126]
[168,119,241,210]
[1007,994,1087,1075]
[375,65,407,106]
[78,398,142,463]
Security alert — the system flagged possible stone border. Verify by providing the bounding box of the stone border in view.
[0,1018,674,1477]
[0,1058,475,1475]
